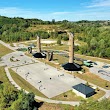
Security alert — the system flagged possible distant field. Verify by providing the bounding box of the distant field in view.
[42,44,69,51]
[27,24,60,32]
[0,44,13,57]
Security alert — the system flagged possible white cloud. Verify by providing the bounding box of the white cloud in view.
[87,0,110,8]
[51,10,110,21]
[52,12,73,15]
[0,7,40,18]
[0,7,110,21]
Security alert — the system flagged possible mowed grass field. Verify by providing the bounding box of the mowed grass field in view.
[27,24,60,32]
[0,44,13,57]
[0,66,9,83]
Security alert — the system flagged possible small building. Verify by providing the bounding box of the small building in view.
[72,83,95,98]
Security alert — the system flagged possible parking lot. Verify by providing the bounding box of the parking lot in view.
[89,61,110,81]
[2,51,37,67]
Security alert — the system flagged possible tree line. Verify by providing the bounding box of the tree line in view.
[0,15,110,58]
[60,21,110,58]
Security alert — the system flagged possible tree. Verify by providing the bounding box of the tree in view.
[98,39,105,49]
[10,99,22,110]
[57,37,61,45]
[0,83,38,110]
[52,19,55,24]
[62,35,69,41]
[105,48,110,57]
[90,38,97,50]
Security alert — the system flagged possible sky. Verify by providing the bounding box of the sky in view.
[0,0,110,21]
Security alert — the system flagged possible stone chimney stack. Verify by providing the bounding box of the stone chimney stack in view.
[37,35,41,52]
[68,32,74,63]
[62,32,81,71]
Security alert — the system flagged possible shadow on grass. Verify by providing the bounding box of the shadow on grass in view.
[33,101,44,109]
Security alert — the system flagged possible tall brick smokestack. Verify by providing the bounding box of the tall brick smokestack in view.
[68,32,74,63]
[37,35,41,52]
[62,32,81,71]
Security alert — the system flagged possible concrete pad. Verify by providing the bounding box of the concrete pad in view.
[12,62,85,98]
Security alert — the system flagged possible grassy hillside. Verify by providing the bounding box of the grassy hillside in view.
[0,44,13,57]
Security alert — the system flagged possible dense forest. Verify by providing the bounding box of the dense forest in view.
[0,16,110,58]
[0,82,39,110]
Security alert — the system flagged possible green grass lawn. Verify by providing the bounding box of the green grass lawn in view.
[53,54,68,65]
[0,66,9,83]
[52,90,83,101]
[0,44,13,57]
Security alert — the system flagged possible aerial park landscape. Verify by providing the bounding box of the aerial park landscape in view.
[0,0,110,110]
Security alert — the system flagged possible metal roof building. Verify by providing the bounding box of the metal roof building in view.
[72,83,95,98]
